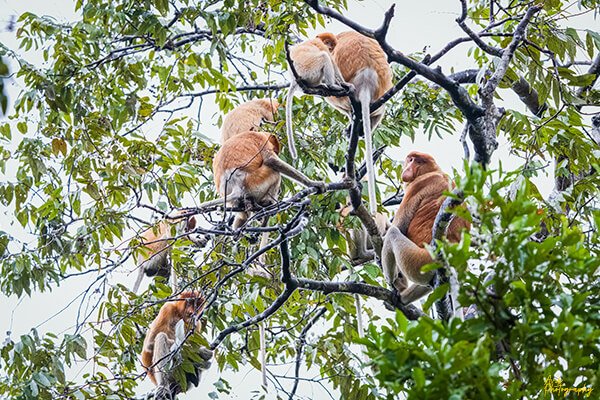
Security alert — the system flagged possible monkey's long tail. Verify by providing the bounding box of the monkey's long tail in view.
[360,91,377,214]
[132,266,145,294]
[260,321,268,389]
[285,81,298,160]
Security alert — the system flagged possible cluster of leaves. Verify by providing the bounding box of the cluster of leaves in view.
[364,165,600,398]
[0,0,598,399]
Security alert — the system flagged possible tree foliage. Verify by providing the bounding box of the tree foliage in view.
[0,0,599,399]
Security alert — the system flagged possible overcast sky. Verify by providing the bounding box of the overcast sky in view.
[0,0,597,399]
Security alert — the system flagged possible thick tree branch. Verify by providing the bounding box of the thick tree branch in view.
[448,69,547,117]
[294,277,424,320]
[509,76,547,117]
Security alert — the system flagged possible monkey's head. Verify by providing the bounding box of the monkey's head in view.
[402,151,440,183]
[258,98,280,120]
[316,32,337,53]
[177,291,206,320]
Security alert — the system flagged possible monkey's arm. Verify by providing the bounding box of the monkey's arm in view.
[141,343,158,385]
[391,189,422,234]
[263,153,326,192]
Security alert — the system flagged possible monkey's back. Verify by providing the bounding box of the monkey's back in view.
[290,39,331,76]
[137,221,170,255]
[213,131,281,201]
[221,99,279,143]
[405,173,470,246]
[332,31,393,100]
[141,302,182,384]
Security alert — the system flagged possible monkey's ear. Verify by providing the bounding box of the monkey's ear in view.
[267,134,280,154]
[317,32,337,52]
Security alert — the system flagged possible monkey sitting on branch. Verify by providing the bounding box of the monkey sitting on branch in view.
[317,31,393,215]
[212,130,325,231]
[141,291,212,399]
[382,151,470,304]
[131,211,198,294]
[285,34,349,159]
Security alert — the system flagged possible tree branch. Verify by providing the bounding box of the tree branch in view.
[429,190,466,321]
[288,306,327,400]
[456,0,503,57]
[294,277,424,320]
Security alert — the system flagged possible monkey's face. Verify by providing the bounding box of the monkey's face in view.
[402,152,438,183]
[185,296,205,317]
[315,32,337,52]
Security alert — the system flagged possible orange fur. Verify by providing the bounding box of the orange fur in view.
[392,151,470,246]
[213,131,282,216]
[132,211,197,293]
[288,38,336,80]
[286,35,346,159]
[319,31,393,114]
[383,152,470,304]
[141,291,205,385]
[221,99,280,144]
[316,31,393,214]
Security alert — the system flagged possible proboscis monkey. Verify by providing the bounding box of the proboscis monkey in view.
[286,35,346,159]
[141,291,212,394]
[212,130,325,231]
[132,212,197,293]
[317,31,393,214]
[212,131,325,387]
[382,151,470,304]
[221,99,280,144]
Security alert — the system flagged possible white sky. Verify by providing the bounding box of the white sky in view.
[0,0,597,399]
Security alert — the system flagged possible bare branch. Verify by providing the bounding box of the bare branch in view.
[456,0,503,57]
[180,83,290,98]
[481,5,543,96]
[288,307,327,400]
[294,277,424,320]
